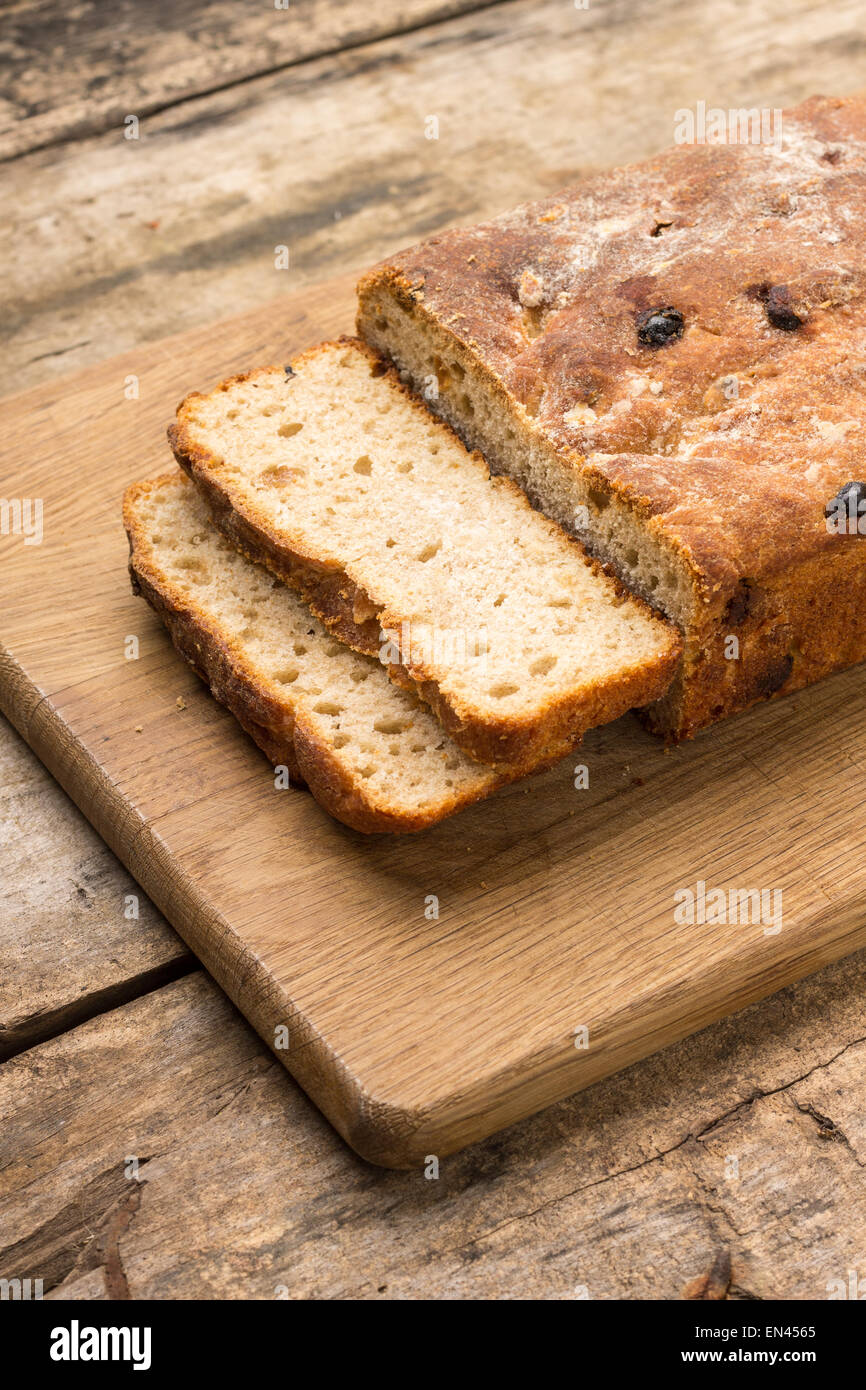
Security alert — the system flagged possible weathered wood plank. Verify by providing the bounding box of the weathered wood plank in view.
[4,0,865,394]
[0,715,193,1060]
[0,0,504,161]
[1,959,864,1299]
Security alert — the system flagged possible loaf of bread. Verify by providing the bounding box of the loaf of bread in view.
[123,472,509,833]
[169,338,680,769]
[357,93,866,740]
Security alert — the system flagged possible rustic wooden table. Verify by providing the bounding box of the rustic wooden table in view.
[2,0,866,1301]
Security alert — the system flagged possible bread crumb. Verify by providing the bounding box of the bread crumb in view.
[176,696,187,710]
[518,268,545,308]
[564,403,597,427]
[135,725,143,733]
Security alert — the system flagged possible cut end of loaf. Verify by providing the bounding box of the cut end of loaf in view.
[357,95,866,740]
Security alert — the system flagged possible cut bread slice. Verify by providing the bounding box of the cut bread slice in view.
[123,471,511,834]
[169,338,681,768]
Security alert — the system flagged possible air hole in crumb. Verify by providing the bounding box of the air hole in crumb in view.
[293,642,308,655]
[176,558,210,582]
[226,409,239,421]
[451,361,466,381]
[278,420,303,437]
[489,682,519,699]
[358,765,376,777]
[386,538,397,548]
[354,455,373,475]
[369,360,387,378]
[625,548,639,567]
[588,487,610,511]
[333,734,349,748]
[417,541,442,562]
[374,717,408,734]
[274,667,299,684]
[460,393,475,416]
[314,700,343,715]
[530,655,557,676]
[397,461,413,473]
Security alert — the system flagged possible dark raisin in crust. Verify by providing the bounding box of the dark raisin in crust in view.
[636,306,684,347]
[825,480,866,517]
[765,284,804,330]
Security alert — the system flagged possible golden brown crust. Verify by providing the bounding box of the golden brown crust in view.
[358,94,866,739]
[642,541,866,740]
[169,339,680,768]
[122,474,507,834]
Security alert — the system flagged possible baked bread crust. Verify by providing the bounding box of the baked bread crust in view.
[357,93,866,739]
[123,473,507,834]
[169,338,680,769]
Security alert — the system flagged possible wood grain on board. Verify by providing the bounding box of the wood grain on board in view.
[3,276,866,1166]
[5,0,865,394]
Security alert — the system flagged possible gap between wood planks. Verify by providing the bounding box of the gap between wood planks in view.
[0,956,198,1065]
[0,0,517,164]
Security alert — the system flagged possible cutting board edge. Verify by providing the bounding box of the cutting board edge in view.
[7,639,866,1167]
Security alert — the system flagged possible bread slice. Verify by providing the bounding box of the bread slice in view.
[168,338,681,768]
[123,471,508,833]
[357,93,866,741]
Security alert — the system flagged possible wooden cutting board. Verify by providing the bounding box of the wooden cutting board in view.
[3,276,866,1168]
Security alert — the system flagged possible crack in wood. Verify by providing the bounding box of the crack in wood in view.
[682,1247,732,1300]
[796,1100,863,1165]
[0,1160,153,1294]
[100,1186,143,1300]
[341,1032,866,1285]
